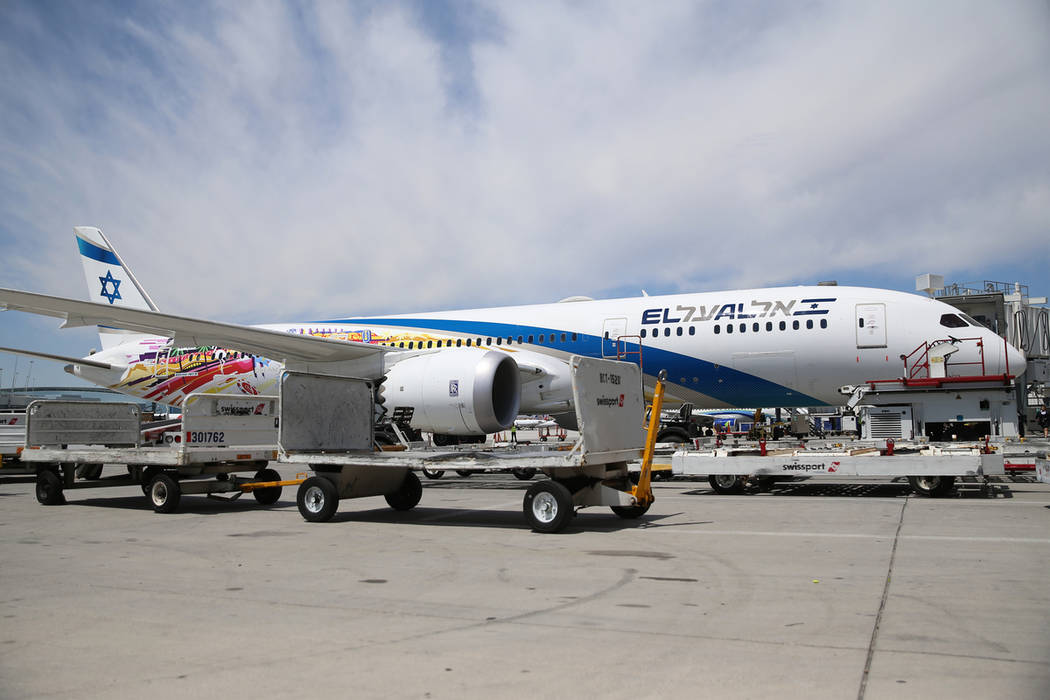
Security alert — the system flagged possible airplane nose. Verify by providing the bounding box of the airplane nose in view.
[1005,341,1026,378]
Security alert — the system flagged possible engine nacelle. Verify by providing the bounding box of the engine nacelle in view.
[382,350,520,435]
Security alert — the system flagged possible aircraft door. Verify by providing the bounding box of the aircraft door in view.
[856,303,887,348]
[602,317,628,358]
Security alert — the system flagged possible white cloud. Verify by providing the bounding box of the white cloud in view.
[0,0,1047,339]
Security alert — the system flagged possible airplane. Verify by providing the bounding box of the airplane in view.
[0,227,1027,443]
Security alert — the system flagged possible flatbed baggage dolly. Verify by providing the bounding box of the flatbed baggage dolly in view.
[279,357,662,533]
[20,394,302,512]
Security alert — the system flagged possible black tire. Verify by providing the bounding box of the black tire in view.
[36,469,65,505]
[422,467,445,480]
[139,466,161,494]
[512,467,537,481]
[148,473,182,514]
[252,468,282,505]
[908,475,955,498]
[455,470,473,477]
[708,474,744,495]
[385,471,423,511]
[76,463,104,480]
[611,502,651,519]
[522,480,574,533]
[755,476,778,492]
[297,476,339,522]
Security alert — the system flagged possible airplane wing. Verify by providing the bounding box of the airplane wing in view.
[0,346,115,370]
[0,288,389,364]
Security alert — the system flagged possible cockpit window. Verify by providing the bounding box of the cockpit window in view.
[939,313,968,328]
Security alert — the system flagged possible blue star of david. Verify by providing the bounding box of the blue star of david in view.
[99,270,122,304]
[810,302,819,309]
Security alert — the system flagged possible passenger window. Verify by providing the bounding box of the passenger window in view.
[939,314,968,328]
[727,324,733,334]
[752,323,759,332]
[714,325,721,334]
[528,335,534,343]
[517,335,523,343]
[792,320,800,330]
[676,327,683,336]
[561,333,566,342]
[664,328,671,337]
[766,322,772,331]
[486,338,492,345]
[571,333,578,341]
[465,339,472,347]
[641,329,647,338]
[859,318,865,328]
[427,341,433,348]
[456,339,462,347]
[779,321,786,331]
[739,323,745,333]
[806,320,813,329]
[603,331,609,339]
[549,335,556,344]
[539,334,545,342]
[688,327,695,336]
[820,319,827,329]
[496,337,502,345]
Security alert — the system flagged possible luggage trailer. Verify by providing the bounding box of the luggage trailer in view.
[277,357,662,533]
[670,441,1008,497]
[20,394,302,512]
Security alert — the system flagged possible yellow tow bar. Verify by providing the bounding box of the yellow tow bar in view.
[239,472,309,493]
[631,369,667,507]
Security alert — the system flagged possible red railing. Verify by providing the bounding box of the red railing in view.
[864,336,1015,390]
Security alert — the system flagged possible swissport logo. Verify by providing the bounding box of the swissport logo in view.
[596,394,625,408]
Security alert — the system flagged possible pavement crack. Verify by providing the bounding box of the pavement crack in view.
[858,496,907,700]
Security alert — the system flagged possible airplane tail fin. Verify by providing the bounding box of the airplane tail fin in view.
[75,226,160,349]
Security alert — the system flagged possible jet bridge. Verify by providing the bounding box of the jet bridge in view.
[278,356,661,533]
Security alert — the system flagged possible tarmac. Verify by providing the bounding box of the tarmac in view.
[1,469,1048,700]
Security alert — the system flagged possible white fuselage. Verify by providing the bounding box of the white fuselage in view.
[74,286,1025,412]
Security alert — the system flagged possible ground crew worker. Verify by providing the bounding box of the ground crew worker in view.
[510,423,518,443]
[1037,405,1050,438]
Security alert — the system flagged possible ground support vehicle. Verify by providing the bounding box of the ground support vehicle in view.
[671,440,1005,497]
[19,395,300,512]
[0,411,30,474]
[279,357,661,533]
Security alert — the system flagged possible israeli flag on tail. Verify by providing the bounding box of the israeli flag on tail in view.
[75,226,160,349]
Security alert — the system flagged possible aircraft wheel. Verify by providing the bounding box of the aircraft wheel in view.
[512,467,536,481]
[523,480,573,533]
[385,471,423,511]
[76,463,104,480]
[455,470,473,477]
[36,469,65,505]
[422,467,445,480]
[708,474,744,495]
[148,473,181,514]
[908,475,955,498]
[611,502,651,519]
[252,468,282,505]
[297,476,339,522]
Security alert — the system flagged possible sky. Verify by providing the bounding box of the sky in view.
[1,0,1049,388]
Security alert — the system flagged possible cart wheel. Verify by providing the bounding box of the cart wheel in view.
[36,469,65,505]
[148,473,182,514]
[523,480,573,533]
[512,467,536,481]
[611,502,651,519]
[251,468,282,505]
[140,466,161,494]
[76,463,104,480]
[455,470,473,477]
[908,475,955,498]
[708,474,744,495]
[422,467,445,480]
[385,471,423,511]
[297,476,339,522]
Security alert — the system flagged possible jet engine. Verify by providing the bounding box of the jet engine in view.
[381,350,520,435]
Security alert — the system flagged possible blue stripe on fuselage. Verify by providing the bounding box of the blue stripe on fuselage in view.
[77,237,120,265]
[326,317,827,407]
